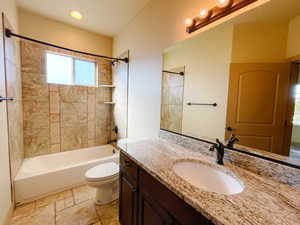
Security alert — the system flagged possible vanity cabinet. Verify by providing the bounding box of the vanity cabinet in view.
[119,152,214,225]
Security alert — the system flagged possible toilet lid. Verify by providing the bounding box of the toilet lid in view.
[85,162,119,181]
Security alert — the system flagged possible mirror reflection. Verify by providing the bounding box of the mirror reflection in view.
[161,0,300,161]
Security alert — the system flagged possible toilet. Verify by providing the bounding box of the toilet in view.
[85,162,119,205]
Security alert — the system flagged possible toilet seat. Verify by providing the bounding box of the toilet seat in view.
[85,162,119,182]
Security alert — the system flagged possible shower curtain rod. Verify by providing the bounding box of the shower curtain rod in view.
[5,28,129,63]
[162,70,184,76]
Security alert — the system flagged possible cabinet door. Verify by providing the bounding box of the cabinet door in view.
[139,192,172,225]
[119,174,138,225]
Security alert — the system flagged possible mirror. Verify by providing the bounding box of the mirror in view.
[161,0,300,163]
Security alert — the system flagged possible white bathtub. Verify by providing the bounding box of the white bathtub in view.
[15,145,119,205]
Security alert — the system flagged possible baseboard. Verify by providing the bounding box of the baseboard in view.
[3,205,14,225]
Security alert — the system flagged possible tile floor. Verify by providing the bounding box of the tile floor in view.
[9,185,120,225]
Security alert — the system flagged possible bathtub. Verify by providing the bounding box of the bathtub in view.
[15,145,119,205]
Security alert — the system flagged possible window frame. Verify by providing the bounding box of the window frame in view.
[45,51,98,87]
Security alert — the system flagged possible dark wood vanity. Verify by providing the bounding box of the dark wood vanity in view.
[119,152,214,225]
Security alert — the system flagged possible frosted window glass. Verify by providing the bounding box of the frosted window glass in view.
[74,59,95,86]
[46,53,72,85]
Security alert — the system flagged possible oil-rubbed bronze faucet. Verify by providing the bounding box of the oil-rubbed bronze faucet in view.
[227,134,239,148]
[209,139,225,165]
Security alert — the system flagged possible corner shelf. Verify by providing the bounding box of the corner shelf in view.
[99,84,115,88]
[104,102,115,105]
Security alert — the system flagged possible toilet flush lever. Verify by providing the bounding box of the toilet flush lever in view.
[0,96,14,102]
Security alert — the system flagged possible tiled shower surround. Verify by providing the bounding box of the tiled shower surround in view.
[21,41,114,158]
[160,68,184,133]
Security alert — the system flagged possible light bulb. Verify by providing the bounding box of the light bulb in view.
[70,11,82,20]
[217,0,231,8]
[199,9,209,19]
[185,19,193,26]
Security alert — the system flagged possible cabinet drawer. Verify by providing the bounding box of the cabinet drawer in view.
[120,153,138,182]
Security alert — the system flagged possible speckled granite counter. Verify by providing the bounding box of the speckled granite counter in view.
[117,139,300,225]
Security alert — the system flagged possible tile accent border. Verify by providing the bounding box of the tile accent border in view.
[159,129,300,189]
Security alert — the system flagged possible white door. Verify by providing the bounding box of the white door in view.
[0,14,12,224]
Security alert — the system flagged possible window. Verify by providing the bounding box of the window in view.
[293,84,300,125]
[46,52,96,86]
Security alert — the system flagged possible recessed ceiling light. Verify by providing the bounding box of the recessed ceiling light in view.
[70,11,82,20]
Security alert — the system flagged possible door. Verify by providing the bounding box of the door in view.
[0,13,12,224]
[226,63,291,155]
[119,174,138,225]
[138,192,172,225]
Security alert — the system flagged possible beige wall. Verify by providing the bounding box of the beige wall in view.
[163,24,233,140]
[18,8,113,57]
[287,14,300,58]
[113,0,268,139]
[232,22,289,63]
[0,0,18,223]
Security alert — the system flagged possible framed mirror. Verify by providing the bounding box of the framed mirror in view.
[161,0,300,166]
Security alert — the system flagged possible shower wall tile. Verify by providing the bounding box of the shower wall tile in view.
[50,123,60,144]
[23,101,50,129]
[21,41,113,157]
[24,127,50,158]
[22,72,48,102]
[51,144,61,154]
[50,113,60,123]
[88,94,96,116]
[59,86,87,103]
[88,121,96,140]
[61,103,88,126]
[61,125,88,152]
[88,87,96,94]
[50,92,60,114]
[21,41,46,74]
[49,84,59,92]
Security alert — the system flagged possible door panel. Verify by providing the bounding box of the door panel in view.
[226,63,291,155]
[119,174,137,225]
[236,71,278,124]
[139,193,172,225]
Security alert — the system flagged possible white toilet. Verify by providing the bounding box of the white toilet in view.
[85,162,119,205]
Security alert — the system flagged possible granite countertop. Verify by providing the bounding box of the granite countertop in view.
[117,138,300,225]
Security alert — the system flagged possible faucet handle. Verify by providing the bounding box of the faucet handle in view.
[209,143,217,152]
[227,134,239,147]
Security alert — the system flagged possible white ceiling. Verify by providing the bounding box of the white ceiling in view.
[16,0,151,36]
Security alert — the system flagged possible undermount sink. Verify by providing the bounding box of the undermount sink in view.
[173,160,244,195]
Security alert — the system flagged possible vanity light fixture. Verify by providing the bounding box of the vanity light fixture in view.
[186,0,258,34]
[70,11,82,20]
[217,0,233,8]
